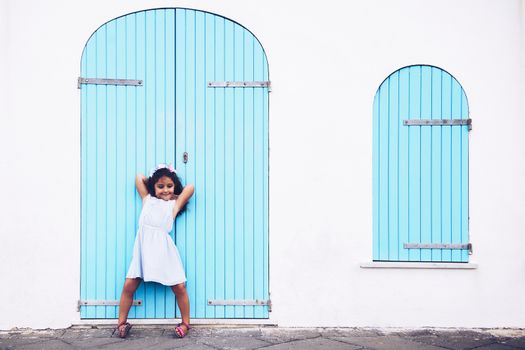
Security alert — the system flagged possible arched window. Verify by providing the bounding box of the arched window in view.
[373,65,471,262]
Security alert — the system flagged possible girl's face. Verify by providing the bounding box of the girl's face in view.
[154,176,175,201]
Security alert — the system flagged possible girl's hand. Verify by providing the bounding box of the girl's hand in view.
[173,184,194,218]
[135,174,149,199]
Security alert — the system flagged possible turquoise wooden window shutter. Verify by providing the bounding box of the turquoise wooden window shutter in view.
[80,8,269,319]
[372,65,470,262]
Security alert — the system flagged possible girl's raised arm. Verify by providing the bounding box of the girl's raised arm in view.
[135,174,149,199]
[173,184,195,218]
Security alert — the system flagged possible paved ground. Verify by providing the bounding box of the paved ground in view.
[1,326,524,350]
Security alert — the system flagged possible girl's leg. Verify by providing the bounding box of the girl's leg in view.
[171,283,190,333]
[118,278,141,326]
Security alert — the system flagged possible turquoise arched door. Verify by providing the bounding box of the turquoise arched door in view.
[373,65,470,262]
[80,8,269,319]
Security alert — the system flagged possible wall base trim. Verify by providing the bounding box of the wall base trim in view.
[73,319,276,327]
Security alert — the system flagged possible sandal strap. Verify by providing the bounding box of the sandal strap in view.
[117,322,131,330]
[175,321,190,338]
[116,322,131,338]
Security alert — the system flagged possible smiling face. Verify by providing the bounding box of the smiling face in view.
[154,176,175,201]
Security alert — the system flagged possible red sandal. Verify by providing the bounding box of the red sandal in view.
[175,321,190,338]
[111,322,132,338]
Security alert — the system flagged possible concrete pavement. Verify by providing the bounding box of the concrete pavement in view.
[1,326,524,349]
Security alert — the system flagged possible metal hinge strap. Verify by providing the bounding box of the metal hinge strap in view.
[78,77,143,89]
[207,299,272,312]
[77,299,142,312]
[404,243,473,254]
[207,81,271,89]
[403,118,472,131]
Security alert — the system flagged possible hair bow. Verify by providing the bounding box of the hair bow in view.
[149,163,176,177]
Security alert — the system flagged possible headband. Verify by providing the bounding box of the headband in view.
[149,163,176,177]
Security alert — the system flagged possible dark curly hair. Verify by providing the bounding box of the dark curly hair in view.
[146,168,188,214]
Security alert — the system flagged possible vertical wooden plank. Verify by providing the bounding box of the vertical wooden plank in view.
[133,10,147,318]
[155,9,167,164]
[223,18,235,318]
[114,15,128,319]
[105,19,117,318]
[261,54,270,318]
[123,14,138,318]
[252,41,265,318]
[398,69,409,261]
[212,15,226,319]
[204,12,217,319]
[420,66,432,261]
[262,54,269,318]
[184,9,197,319]
[461,91,469,262]
[165,8,176,318]
[144,9,157,318]
[194,10,207,318]
[154,9,167,319]
[388,72,399,260]
[451,78,462,262]
[80,48,86,319]
[95,26,108,318]
[85,33,98,317]
[431,67,443,261]
[243,32,255,318]
[440,71,452,262]
[123,13,134,319]
[80,51,87,318]
[128,11,143,319]
[372,92,379,260]
[165,8,177,313]
[233,24,245,318]
[378,82,389,260]
[408,66,421,261]
[175,8,187,318]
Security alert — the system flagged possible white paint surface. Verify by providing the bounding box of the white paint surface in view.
[0,0,524,329]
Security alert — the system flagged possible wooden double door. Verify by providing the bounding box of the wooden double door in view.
[80,8,269,319]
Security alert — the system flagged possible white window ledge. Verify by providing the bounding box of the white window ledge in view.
[360,262,478,269]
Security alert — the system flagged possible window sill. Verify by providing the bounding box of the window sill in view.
[360,262,478,269]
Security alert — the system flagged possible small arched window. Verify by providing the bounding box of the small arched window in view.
[372,65,471,262]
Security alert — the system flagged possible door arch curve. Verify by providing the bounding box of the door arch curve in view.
[372,65,470,262]
[80,8,269,319]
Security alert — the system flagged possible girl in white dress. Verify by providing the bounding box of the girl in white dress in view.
[114,164,194,338]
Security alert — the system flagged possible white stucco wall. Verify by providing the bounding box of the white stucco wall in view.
[0,0,8,175]
[1,0,524,329]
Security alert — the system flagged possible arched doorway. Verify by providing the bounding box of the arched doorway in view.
[80,8,269,319]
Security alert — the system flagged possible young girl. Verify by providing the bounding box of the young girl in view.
[114,164,194,339]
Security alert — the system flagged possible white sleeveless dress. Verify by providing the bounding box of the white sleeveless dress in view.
[126,194,186,286]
